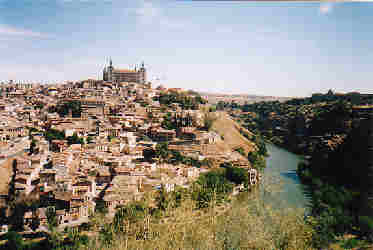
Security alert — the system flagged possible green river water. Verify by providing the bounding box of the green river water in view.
[262,143,310,210]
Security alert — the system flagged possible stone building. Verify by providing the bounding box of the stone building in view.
[103,59,146,84]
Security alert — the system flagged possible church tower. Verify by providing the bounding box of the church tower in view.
[139,61,146,85]
[103,58,114,82]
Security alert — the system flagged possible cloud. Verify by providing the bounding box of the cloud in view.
[135,1,161,25]
[0,25,49,38]
[319,3,334,15]
[133,0,193,31]
[216,26,233,34]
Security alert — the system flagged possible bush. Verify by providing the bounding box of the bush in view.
[222,163,249,187]
[247,151,266,170]
[340,237,361,249]
[359,216,373,241]
[203,113,216,131]
[234,147,245,157]
[193,169,234,208]
[4,231,25,250]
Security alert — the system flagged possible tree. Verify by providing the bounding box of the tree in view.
[29,139,36,155]
[55,100,82,118]
[46,207,57,230]
[223,163,249,187]
[358,114,373,240]
[359,216,373,241]
[46,206,62,248]
[4,231,25,250]
[155,185,170,212]
[247,151,266,170]
[8,159,17,203]
[143,148,156,161]
[203,113,216,131]
[67,133,84,145]
[87,136,93,144]
[234,147,245,157]
[9,203,26,231]
[155,142,169,161]
[216,101,227,111]
[194,170,233,208]
[113,202,147,233]
[44,128,65,142]
[30,213,40,231]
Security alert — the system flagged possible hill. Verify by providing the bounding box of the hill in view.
[212,111,256,154]
[0,157,14,195]
[200,92,292,105]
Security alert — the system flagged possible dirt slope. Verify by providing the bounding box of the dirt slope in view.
[0,158,14,195]
[212,111,256,154]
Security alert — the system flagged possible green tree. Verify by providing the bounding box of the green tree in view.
[46,206,62,248]
[44,128,65,142]
[203,113,216,131]
[143,148,156,161]
[155,185,170,212]
[223,163,249,187]
[30,213,40,232]
[234,147,245,157]
[359,216,373,241]
[4,231,25,250]
[46,207,57,230]
[8,159,17,203]
[113,202,147,233]
[194,170,233,208]
[87,136,93,144]
[29,139,36,155]
[67,133,84,145]
[9,203,26,231]
[155,142,169,161]
[247,151,266,170]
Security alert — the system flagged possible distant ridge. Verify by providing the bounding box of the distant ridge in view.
[199,91,293,105]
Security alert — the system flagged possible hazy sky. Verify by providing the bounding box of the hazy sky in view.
[0,0,372,97]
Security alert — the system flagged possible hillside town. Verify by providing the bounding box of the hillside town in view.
[0,62,260,235]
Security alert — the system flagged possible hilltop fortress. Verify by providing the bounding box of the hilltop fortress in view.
[103,59,146,84]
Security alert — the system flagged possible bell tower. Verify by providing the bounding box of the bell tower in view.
[139,61,146,85]
[108,58,114,82]
[103,58,114,82]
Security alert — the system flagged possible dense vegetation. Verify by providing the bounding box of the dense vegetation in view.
[44,128,65,142]
[145,142,212,168]
[297,116,373,247]
[237,130,268,170]
[219,90,373,247]
[218,91,371,155]
[154,92,206,110]
[1,164,315,250]
[48,101,82,118]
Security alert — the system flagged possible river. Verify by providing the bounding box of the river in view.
[261,143,310,210]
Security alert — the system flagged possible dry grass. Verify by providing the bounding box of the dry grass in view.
[0,157,16,194]
[212,111,256,154]
[82,190,314,250]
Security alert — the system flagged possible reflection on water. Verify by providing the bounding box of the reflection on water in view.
[261,143,311,210]
[280,170,299,182]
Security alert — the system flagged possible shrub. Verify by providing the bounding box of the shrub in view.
[359,216,373,241]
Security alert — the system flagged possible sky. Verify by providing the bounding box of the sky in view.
[0,0,372,97]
